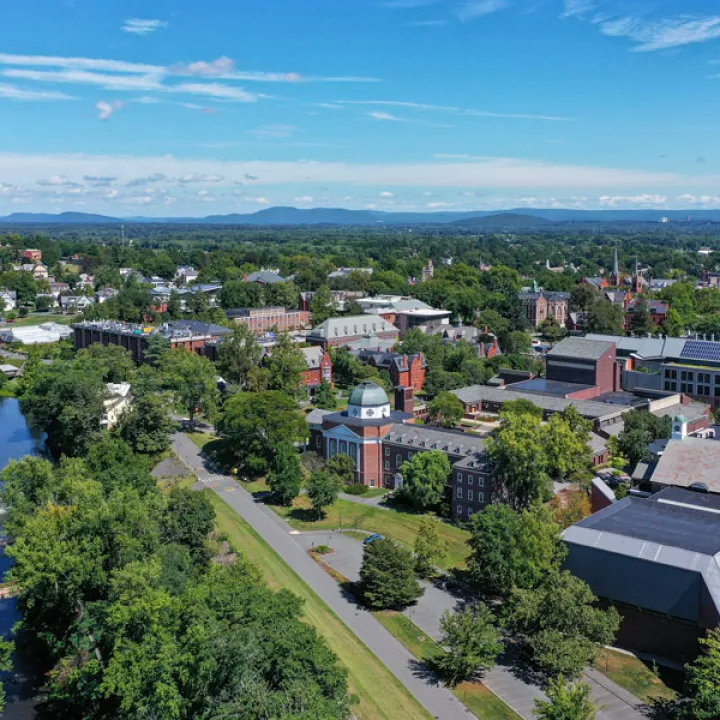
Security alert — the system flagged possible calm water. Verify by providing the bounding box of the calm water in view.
[0,397,48,718]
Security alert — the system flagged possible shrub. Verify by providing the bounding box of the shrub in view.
[343,484,369,496]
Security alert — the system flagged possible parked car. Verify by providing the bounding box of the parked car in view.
[363,533,384,546]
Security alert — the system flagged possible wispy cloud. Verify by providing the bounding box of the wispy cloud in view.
[561,0,594,18]
[599,14,720,52]
[248,125,297,139]
[342,99,572,121]
[599,194,668,207]
[365,110,452,127]
[0,82,74,101]
[96,100,124,120]
[122,18,167,36]
[456,0,509,22]
[4,68,163,91]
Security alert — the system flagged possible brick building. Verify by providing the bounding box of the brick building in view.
[518,287,570,328]
[353,350,427,393]
[308,381,489,519]
[21,249,42,263]
[623,299,669,332]
[227,307,311,334]
[301,347,333,388]
[73,319,232,363]
[307,315,399,350]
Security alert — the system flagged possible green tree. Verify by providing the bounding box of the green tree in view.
[539,318,567,343]
[218,391,308,474]
[570,284,601,312]
[504,569,620,678]
[435,605,502,686]
[544,413,592,481]
[502,398,543,419]
[327,453,357,486]
[682,628,720,720]
[266,332,307,399]
[0,637,13,713]
[267,444,303,506]
[359,538,424,609]
[34,294,54,312]
[20,359,106,457]
[467,503,564,597]
[664,306,684,337]
[216,324,262,387]
[534,676,596,720]
[587,300,625,335]
[162,486,215,565]
[628,295,655,336]
[500,330,532,356]
[487,411,552,510]
[476,309,510,336]
[399,451,452,510]
[310,284,337,324]
[118,392,176,455]
[143,333,172,368]
[306,470,342,518]
[314,380,337,409]
[162,349,220,423]
[427,391,465,428]
[77,343,135,383]
[414,516,448,578]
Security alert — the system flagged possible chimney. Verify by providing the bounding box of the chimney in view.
[394,385,414,415]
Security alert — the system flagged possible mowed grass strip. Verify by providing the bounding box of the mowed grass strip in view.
[207,490,433,720]
[244,479,470,571]
[594,648,682,704]
[373,611,521,720]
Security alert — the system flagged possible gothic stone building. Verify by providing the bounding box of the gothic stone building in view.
[309,381,489,519]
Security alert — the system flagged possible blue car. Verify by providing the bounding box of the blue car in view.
[363,533,384,546]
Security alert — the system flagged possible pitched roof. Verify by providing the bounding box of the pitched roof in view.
[547,336,615,361]
[301,346,325,369]
[309,315,398,340]
[246,270,286,284]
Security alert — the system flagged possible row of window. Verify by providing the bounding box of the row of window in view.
[456,472,485,487]
[456,505,475,518]
[665,368,720,384]
[456,487,484,503]
[664,381,720,397]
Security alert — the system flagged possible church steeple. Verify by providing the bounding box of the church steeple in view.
[611,245,619,285]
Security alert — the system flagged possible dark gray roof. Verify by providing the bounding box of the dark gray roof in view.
[547,336,615,361]
[384,424,485,457]
[575,489,720,555]
[164,320,232,337]
[451,384,629,421]
[511,378,594,397]
[246,270,286,284]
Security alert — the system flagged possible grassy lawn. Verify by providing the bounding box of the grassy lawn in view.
[594,649,682,704]
[0,313,76,328]
[274,494,470,571]
[373,611,521,720]
[207,490,432,720]
[186,432,237,473]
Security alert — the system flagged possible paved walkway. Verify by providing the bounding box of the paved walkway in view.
[173,433,647,720]
[295,531,648,720]
[172,433,474,720]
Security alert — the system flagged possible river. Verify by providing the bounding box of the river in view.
[0,397,49,718]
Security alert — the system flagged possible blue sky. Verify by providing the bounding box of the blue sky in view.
[2,0,720,215]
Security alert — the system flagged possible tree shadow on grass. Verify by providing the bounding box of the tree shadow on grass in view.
[641,697,683,720]
[287,507,323,523]
[199,438,236,474]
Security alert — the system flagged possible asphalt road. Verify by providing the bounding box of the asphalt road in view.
[173,433,648,720]
[172,432,475,720]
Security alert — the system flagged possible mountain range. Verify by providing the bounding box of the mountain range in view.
[0,207,716,226]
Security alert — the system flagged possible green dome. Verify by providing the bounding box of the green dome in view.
[349,381,389,407]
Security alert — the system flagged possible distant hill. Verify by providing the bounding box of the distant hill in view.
[1,206,720,226]
[451,212,553,229]
[0,211,121,224]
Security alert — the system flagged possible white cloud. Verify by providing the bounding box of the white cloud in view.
[122,19,167,36]
[5,68,162,91]
[367,111,403,121]
[178,173,224,183]
[245,197,271,204]
[84,175,117,185]
[0,53,164,74]
[104,189,120,199]
[0,82,74,101]
[676,193,720,206]
[561,0,594,18]
[37,175,82,187]
[340,99,571,122]
[379,191,395,197]
[96,100,124,120]
[171,56,235,77]
[294,196,315,203]
[169,82,256,102]
[426,201,455,208]
[456,0,509,22]
[127,173,168,187]
[599,194,668,207]
[599,14,720,52]
[248,125,297,139]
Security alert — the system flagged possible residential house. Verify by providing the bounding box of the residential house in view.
[301,347,333,388]
[103,382,132,429]
[21,249,42,263]
[60,296,94,314]
[353,350,427,393]
[175,265,199,285]
[245,269,286,285]
[0,289,17,311]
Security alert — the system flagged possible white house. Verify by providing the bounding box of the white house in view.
[0,289,17,311]
[103,382,132,429]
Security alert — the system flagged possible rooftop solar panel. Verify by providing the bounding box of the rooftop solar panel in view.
[679,340,720,362]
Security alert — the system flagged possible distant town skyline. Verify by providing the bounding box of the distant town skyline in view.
[3,0,720,214]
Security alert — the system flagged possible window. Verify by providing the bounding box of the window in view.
[468,489,474,501]
[671,370,677,380]
[457,505,463,517]
[456,487,463,499]
[340,441,347,455]
[385,446,390,456]
[457,473,463,483]
[396,455,402,469]
[384,461,390,470]
[478,492,485,504]
[681,371,687,381]
[408,452,413,460]
[329,439,337,456]
[478,476,485,487]
[467,474,473,485]
[664,382,671,391]
[467,508,474,518]
[349,443,357,462]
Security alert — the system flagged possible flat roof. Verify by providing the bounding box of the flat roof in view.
[547,336,615,361]
[576,488,720,556]
[511,378,594,397]
[651,437,720,492]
